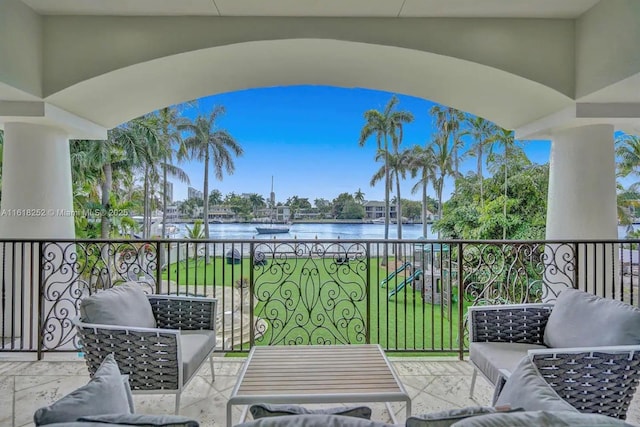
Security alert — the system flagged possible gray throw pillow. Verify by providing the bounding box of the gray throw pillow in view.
[406,406,523,427]
[450,410,633,426]
[80,282,156,328]
[33,355,132,426]
[237,414,390,427]
[90,355,134,413]
[79,414,199,427]
[543,288,640,348]
[494,356,577,413]
[249,403,371,420]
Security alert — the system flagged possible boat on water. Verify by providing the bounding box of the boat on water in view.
[256,176,290,234]
[256,225,290,234]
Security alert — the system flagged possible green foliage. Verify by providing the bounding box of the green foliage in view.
[332,192,355,218]
[286,195,312,218]
[226,194,253,220]
[314,198,332,218]
[339,200,365,219]
[185,220,205,239]
[401,199,422,220]
[434,159,549,240]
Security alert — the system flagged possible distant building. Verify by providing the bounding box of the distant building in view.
[188,186,203,200]
[363,200,397,220]
[208,204,236,221]
[165,204,179,221]
[162,181,174,204]
[256,206,291,222]
[276,206,291,222]
[294,208,321,220]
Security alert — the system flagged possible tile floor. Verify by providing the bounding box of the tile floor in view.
[1,354,639,427]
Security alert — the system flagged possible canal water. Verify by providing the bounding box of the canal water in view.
[173,223,635,240]
[175,222,436,240]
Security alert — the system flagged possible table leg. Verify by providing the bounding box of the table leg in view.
[240,405,250,423]
[406,398,412,419]
[385,402,398,424]
[226,402,233,427]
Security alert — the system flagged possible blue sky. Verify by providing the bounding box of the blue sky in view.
[172,86,551,204]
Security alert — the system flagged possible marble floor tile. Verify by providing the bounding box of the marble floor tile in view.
[14,375,88,427]
[0,376,14,427]
[2,357,638,427]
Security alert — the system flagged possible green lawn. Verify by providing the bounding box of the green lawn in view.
[162,256,468,352]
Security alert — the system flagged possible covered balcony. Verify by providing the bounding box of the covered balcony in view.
[2,0,640,425]
[2,238,640,425]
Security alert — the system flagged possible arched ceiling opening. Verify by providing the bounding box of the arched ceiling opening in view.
[45,39,574,130]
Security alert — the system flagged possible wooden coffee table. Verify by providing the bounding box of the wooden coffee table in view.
[226,344,411,426]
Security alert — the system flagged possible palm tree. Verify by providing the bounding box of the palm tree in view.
[248,193,266,217]
[462,116,498,208]
[157,106,190,238]
[432,134,455,236]
[430,105,465,185]
[359,95,413,260]
[486,128,523,240]
[370,148,412,258]
[616,134,640,178]
[409,144,436,238]
[180,106,243,261]
[617,182,640,234]
[354,188,365,204]
[74,117,157,238]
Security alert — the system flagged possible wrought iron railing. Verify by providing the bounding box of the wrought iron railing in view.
[1,238,638,358]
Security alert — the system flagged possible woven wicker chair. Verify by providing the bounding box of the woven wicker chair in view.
[75,294,217,414]
[469,301,640,420]
[492,346,640,420]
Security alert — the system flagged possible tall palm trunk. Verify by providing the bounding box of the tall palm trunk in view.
[143,166,151,238]
[421,179,428,238]
[383,136,390,264]
[477,146,484,209]
[503,148,508,240]
[395,170,403,259]
[100,163,112,239]
[203,150,210,263]
[162,155,167,239]
[436,180,443,239]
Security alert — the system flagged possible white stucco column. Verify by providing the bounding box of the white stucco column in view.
[0,122,74,349]
[0,122,74,238]
[545,124,617,299]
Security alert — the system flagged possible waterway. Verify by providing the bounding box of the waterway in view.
[173,222,635,240]
[175,222,436,240]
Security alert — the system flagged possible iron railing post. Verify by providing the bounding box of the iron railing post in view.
[366,242,371,345]
[37,241,44,360]
[573,242,579,290]
[249,241,255,349]
[155,240,161,294]
[457,242,464,361]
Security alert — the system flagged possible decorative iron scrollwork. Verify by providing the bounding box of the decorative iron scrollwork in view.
[252,241,368,346]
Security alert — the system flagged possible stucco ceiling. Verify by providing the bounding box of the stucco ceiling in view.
[22,0,600,18]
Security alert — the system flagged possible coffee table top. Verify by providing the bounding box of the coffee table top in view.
[230,344,408,402]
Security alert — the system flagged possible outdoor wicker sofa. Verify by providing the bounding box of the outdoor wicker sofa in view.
[74,282,217,414]
[468,288,640,420]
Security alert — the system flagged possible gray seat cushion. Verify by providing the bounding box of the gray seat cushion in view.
[469,342,546,386]
[80,282,156,328]
[450,410,634,426]
[406,406,523,427]
[79,414,199,426]
[544,288,640,348]
[33,354,132,426]
[180,330,216,384]
[494,357,577,413]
